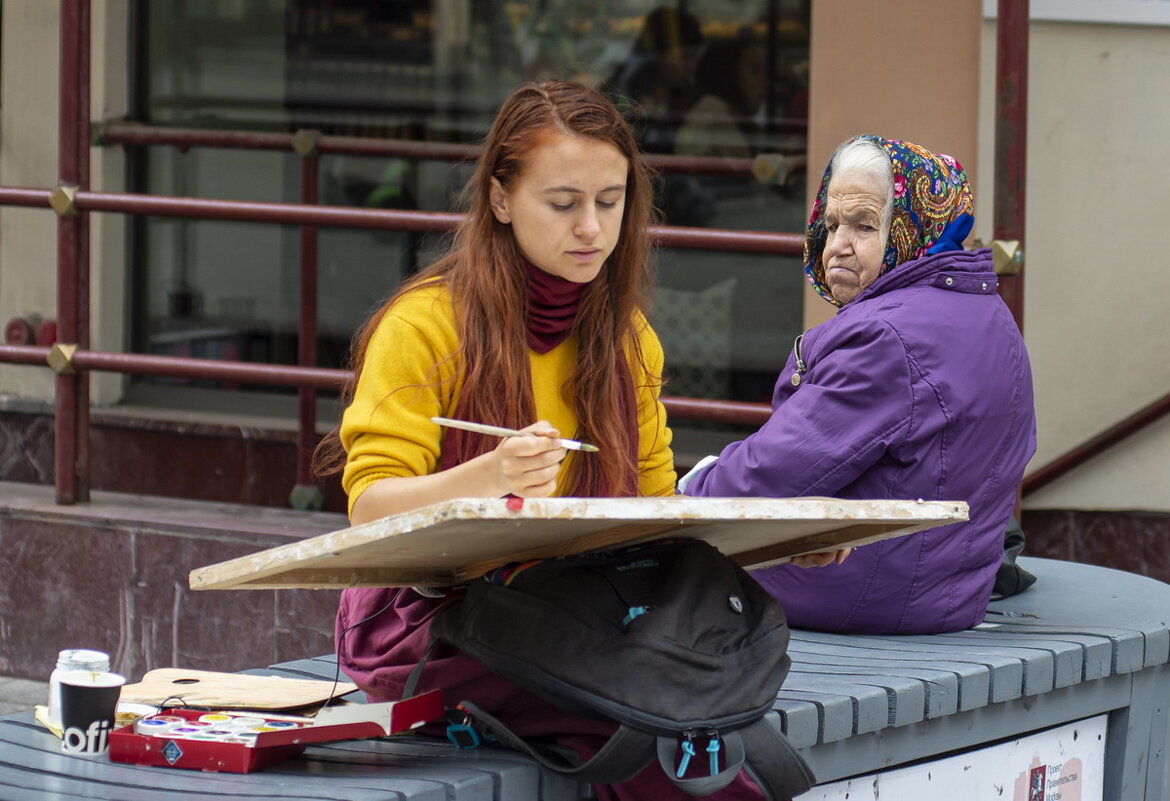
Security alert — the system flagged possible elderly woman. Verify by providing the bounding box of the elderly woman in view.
[682,135,1037,634]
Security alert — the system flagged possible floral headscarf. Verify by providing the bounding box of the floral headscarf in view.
[803,135,975,306]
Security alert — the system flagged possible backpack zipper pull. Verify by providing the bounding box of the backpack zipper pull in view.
[445,707,481,750]
[705,730,721,775]
[676,731,697,778]
[622,605,650,627]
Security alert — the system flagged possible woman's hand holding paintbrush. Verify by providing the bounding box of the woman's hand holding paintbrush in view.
[431,417,599,452]
[351,418,588,523]
[430,417,597,501]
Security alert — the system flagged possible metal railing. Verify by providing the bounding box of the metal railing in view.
[94,121,777,179]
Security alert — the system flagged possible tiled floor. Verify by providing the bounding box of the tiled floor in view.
[0,676,48,717]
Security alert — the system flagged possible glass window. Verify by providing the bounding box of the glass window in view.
[133,1,810,455]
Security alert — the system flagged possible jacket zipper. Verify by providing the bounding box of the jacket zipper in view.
[791,333,807,386]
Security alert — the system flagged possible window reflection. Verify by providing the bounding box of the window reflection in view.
[136,1,809,422]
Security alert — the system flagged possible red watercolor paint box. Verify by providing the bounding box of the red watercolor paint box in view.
[107,689,443,773]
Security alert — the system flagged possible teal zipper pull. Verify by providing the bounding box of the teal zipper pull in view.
[706,732,721,775]
[622,605,650,627]
[676,734,697,778]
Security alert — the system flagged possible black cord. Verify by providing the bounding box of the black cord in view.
[319,588,403,712]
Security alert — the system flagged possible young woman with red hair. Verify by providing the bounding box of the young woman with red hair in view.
[321,79,674,518]
[316,82,764,799]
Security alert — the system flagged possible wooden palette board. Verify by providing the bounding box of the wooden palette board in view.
[190,496,968,591]
[118,668,358,710]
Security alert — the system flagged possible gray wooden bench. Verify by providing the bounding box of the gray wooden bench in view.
[1,556,1167,800]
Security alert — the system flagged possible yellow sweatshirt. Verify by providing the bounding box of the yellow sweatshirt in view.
[341,282,676,513]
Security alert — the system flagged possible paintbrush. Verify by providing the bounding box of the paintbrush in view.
[431,416,600,452]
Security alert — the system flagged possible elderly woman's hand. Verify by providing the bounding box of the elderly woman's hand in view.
[790,548,853,569]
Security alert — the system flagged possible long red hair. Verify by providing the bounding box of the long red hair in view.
[315,80,660,497]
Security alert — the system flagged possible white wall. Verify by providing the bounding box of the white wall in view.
[0,0,129,405]
[90,0,131,406]
[979,17,1170,512]
[0,2,60,401]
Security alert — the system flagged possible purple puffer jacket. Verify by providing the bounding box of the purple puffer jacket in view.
[685,247,1036,634]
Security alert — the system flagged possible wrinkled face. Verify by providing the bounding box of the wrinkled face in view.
[489,132,628,284]
[823,168,889,305]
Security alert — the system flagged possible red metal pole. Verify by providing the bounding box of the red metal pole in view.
[69,349,350,390]
[649,151,761,177]
[75,0,92,503]
[75,190,463,232]
[4,341,787,428]
[994,0,1029,518]
[68,190,804,254]
[0,187,53,207]
[55,0,83,504]
[0,345,53,367]
[2,344,778,427]
[658,226,802,255]
[96,122,762,178]
[994,0,1028,332]
[97,124,298,153]
[2,184,806,254]
[662,397,770,428]
[295,151,322,506]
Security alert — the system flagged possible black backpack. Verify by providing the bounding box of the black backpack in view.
[411,538,815,799]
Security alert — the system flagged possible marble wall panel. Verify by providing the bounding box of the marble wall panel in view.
[0,409,347,513]
[0,511,341,683]
[0,413,53,484]
[1022,509,1170,585]
[0,518,133,678]
[274,589,344,666]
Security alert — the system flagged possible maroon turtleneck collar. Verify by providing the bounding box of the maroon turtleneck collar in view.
[525,259,588,354]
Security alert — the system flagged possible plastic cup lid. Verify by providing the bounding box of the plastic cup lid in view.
[57,649,110,669]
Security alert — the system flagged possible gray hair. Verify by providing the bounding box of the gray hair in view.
[829,137,894,237]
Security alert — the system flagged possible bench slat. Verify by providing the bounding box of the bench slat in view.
[984,630,1117,679]
[776,688,877,741]
[789,646,990,712]
[791,630,1041,701]
[771,699,822,748]
[789,661,959,718]
[988,559,1170,668]
[984,620,1147,673]
[931,632,1081,688]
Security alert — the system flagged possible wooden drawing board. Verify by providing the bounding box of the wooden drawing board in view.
[190,496,968,591]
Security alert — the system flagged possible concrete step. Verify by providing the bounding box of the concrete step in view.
[0,677,48,717]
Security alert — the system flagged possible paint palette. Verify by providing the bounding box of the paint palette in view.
[107,689,443,773]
